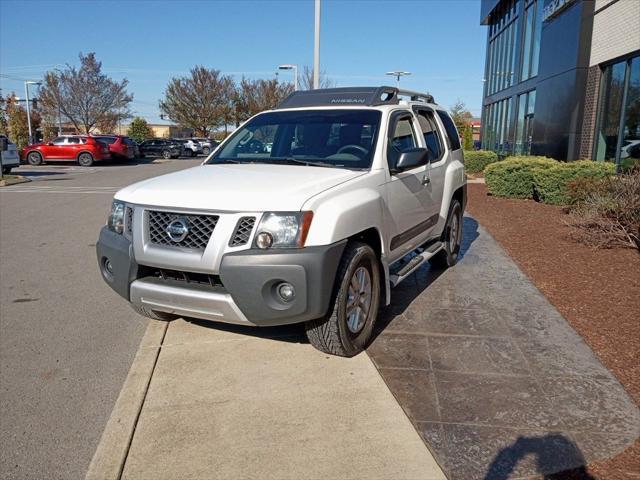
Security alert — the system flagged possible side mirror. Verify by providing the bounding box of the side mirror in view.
[0,137,7,152]
[392,148,429,173]
[47,142,54,146]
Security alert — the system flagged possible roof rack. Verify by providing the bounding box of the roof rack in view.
[276,86,436,109]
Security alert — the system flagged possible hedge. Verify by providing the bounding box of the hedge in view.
[532,160,616,205]
[484,156,556,199]
[464,150,498,173]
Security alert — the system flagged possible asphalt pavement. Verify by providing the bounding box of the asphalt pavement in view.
[0,158,201,479]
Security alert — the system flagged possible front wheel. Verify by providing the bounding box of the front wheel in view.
[429,199,463,269]
[161,150,172,159]
[202,146,210,155]
[305,242,380,357]
[77,152,94,167]
[27,151,43,165]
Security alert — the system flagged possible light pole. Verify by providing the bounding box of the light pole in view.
[313,0,321,89]
[278,64,298,91]
[24,81,41,144]
[386,71,411,88]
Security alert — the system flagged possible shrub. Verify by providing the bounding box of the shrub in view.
[532,161,616,205]
[484,156,556,199]
[464,150,498,174]
[566,171,640,250]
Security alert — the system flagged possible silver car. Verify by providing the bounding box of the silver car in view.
[1,135,20,174]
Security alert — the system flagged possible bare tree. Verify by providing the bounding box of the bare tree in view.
[299,66,335,90]
[160,66,234,136]
[234,78,294,125]
[39,53,132,134]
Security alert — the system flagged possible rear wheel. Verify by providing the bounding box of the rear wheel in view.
[429,199,463,269]
[2,167,12,174]
[305,242,380,357]
[27,151,43,165]
[131,304,178,321]
[202,146,210,155]
[77,152,94,167]
[162,150,171,159]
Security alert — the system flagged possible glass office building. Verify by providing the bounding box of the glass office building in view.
[480,0,640,164]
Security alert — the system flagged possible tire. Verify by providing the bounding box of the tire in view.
[131,303,178,321]
[27,151,43,166]
[429,199,463,269]
[305,242,380,357]
[2,167,12,174]
[203,146,210,155]
[162,150,171,159]
[77,152,94,167]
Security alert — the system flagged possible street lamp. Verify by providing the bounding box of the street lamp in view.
[24,81,42,144]
[386,71,411,88]
[278,64,298,91]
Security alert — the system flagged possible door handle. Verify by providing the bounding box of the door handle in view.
[422,175,430,186]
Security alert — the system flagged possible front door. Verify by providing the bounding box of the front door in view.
[384,111,434,261]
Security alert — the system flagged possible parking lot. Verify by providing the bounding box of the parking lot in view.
[1,158,638,480]
[0,158,201,479]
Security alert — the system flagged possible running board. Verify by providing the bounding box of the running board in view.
[389,242,444,287]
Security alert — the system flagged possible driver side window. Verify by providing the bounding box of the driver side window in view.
[52,137,66,145]
[387,114,417,169]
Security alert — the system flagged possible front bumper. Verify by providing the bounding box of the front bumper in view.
[96,226,346,326]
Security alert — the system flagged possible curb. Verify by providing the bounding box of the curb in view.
[0,176,32,187]
[85,320,168,480]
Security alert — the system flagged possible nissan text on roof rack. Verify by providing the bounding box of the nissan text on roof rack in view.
[96,86,467,357]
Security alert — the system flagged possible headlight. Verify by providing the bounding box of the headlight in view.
[254,211,313,249]
[108,200,125,234]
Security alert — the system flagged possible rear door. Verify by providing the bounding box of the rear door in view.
[66,136,82,159]
[414,108,447,220]
[384,110,435,260]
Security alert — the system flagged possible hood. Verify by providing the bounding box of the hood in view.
[115,163,367,211]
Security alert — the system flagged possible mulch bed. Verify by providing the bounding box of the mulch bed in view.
[466,183,639,479]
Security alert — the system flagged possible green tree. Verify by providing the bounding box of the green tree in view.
[0,91,8,136]
[449,99,473,133]
[6,95,29,150]
[463,123,473,151]
[159,66,234,136]
[127,117,154,143]
[39,52,133,134]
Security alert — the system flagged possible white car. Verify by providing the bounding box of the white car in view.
[1,135,20,174]
[191,137,217,155]
[177,139,203,157]
[96,87,467,357]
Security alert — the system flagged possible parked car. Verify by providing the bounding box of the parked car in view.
[96,86,466,357]
[0,135,20,174]
[94,135,136,160]
[192,137,218,155]
[138,138,184,159]
[176,139,202,157]
[22,135,110,167]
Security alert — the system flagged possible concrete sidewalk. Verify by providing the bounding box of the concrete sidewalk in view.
[88,318,446,480]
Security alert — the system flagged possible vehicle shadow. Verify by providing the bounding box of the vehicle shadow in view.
[183,317,306,343]
[484,433,595,480]
[372,215,480,340]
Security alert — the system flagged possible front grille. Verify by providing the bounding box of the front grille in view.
[125,206,134,237]
[148,211,219,250]
[139,265,224,288]
[229,217,255,246]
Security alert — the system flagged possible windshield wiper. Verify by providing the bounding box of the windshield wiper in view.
[267,157,338,168]
[209,158,241,164]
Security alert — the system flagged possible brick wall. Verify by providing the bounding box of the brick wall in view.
[590,0,640,67]
[580,65,601,159]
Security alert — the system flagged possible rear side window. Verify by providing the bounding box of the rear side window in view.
[415,110,443,161]
[436,111,461,151]
[98,136,117,145]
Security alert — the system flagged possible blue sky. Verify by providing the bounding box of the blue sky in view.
[0,0,487,124]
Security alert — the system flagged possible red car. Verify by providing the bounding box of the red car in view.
[22,135,110,167]
[94,135,136,160]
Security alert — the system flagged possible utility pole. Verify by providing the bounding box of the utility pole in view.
[313,0,321,89]
[24,81,41,144]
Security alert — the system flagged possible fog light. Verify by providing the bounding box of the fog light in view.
[104,259,114,274]
[277,282,295,302]
[256,232,273,249]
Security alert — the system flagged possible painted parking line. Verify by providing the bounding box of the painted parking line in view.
[0,186,118,194]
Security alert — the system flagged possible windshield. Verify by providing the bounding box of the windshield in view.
[208,109,381,169]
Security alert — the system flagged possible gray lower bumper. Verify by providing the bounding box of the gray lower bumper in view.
[96,224,346,327]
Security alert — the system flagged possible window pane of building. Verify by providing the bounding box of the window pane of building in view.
[521,3,534,81]
[530,0,543,78]
[621,56,640,162]
[515,94,526,154]
[596,61,627,161]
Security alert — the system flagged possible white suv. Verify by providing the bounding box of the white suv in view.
[97,87,466,357]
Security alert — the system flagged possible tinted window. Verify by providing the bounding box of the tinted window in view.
[52,137,66,145]
[387,114,417,168]
[97,136,117,145]
[68,137,80,144]
[436,111,461,151]
[209,109,382,170]
[415,110,442,161]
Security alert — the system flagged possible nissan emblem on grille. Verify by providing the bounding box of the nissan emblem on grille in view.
[166,218,189,243]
